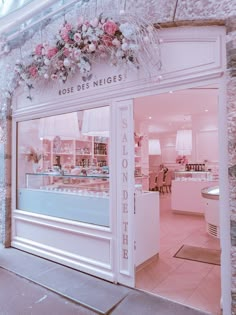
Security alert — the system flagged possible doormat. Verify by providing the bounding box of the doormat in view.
[174,245,221,266]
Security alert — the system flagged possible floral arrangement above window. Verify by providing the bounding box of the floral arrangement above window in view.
[176,155,188,165]
[14,14,157,92]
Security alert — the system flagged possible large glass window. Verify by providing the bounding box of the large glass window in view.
[17,106,110,227]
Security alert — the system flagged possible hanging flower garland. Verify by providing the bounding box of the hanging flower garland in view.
[14,14,160,99]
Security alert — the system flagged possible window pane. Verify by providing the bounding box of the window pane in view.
[17,107,110,227]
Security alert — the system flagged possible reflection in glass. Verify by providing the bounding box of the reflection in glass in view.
[17,107,110,227]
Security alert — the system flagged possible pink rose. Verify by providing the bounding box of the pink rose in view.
[103,20,118,36]
[35,44,43,56]
[73,33,81,43]
[60,28,70,42]
[29,66,38,77]
[47,47,58,59]
[102,34,113,47]
[64,23,72,31]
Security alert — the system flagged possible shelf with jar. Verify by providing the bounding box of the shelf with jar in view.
[40,136,109,171]
[75,137,93,167]
[93,137,108,167]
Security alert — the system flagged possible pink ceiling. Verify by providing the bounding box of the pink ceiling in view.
[134,86,218,136]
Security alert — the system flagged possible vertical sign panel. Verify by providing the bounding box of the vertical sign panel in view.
[115,99,135,287]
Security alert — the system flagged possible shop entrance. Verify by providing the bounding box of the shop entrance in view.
[133,84,222,314]
[11,24,228,313]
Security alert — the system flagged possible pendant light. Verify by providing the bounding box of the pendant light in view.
[81,106,109,137]
[149,139,161,155]
[39,112,80,139]
[175,129,192,155]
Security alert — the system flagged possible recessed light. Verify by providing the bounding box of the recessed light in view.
[205,109,209,112]
[149,116,152,120]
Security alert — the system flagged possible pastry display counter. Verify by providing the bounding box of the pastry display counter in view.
[17,172,110,226]
[172,171,218,214]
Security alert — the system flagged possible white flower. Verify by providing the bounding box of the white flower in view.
[121,43,129,51]
[112,38,121,47]
[44,73,49,79]
[119,23,136,40]
[90,18,98,28]
[63,58,71,67]
[44,58,50,66]
[88,43,96,52]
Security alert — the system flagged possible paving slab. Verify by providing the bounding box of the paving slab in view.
[110,291,210,315]
[0,268,97,315]
[0,246,130,314]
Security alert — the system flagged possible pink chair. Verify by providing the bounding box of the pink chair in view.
[149,172,157,191]
[163,170,173,193]
[155,171,165,193]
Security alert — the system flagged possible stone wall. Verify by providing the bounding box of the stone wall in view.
[226,17,236,315]
[0,113,12,247]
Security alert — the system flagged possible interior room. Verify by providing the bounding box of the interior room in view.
[134,85,221,315]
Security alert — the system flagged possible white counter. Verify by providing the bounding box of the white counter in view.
[171,180,218,215]
[135,191,159,267]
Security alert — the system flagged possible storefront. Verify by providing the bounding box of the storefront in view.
[11,25,227,292]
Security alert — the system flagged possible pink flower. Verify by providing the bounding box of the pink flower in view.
[102,34,113,47]
[60,29,70,42]
[60,25,72,43]
[29,66,38,77]
[73,48,81,59]
[73,33,81,43]
[103,20,118,36]
[55,60,64,70]
[63,48,70,57]
[47,47,58,59]
[64,23,72,31]
[35,44,43,56]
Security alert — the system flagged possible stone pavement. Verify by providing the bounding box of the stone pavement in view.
[0,246,210,315]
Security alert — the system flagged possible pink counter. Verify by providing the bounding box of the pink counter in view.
[171,180,218,215]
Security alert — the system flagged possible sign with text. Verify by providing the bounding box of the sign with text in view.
[116,100,135,284]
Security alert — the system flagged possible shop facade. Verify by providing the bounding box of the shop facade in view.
[10,25,227,292]
[0,2,236,314]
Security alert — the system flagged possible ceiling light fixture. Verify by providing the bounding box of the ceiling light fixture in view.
[149,139,161,155]
[175,129,192,155]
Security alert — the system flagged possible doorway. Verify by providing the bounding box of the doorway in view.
[133,84,221,314]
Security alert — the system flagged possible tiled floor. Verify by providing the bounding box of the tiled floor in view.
[135,193,221,315]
